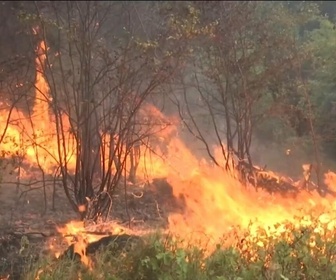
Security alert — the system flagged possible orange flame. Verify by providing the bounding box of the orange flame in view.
[126,108,336,248]
[2,29,336,267]
[0,31,76,175]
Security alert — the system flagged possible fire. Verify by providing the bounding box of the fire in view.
[53,220,135,268]
[33,39,51,132]
[2,29,336,269]
[112,105,336,253]
[0,31,76,175]
[131,107,335,241]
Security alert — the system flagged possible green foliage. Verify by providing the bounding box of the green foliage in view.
[305,17,336,154]
[19,235,30,256]
[3,1,336,163]
[23,218,336,280]
[173,1,324,166]
[249,1,336,163]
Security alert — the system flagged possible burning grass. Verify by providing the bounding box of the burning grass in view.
[20,214,336,280]
[2,28,336,280]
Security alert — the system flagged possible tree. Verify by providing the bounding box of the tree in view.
[307,19,336,154]
[8,1,188,221]
[170,1,320,185]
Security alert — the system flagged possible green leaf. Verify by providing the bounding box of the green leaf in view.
[332,265,336,273]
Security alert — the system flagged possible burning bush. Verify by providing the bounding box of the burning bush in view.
[22,213,336,279]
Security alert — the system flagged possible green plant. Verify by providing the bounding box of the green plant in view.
[23,214,336,280]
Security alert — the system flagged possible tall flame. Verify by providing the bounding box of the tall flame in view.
[0,31,76,174]
[1,31,336,265]
[33,39,50,133]
[133,109,336,243]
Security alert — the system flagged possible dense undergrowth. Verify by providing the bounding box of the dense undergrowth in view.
[22,216,336,280]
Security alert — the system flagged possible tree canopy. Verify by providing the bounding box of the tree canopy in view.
[2,1,336,218]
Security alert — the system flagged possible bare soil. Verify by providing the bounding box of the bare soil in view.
[0,162,183,279]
